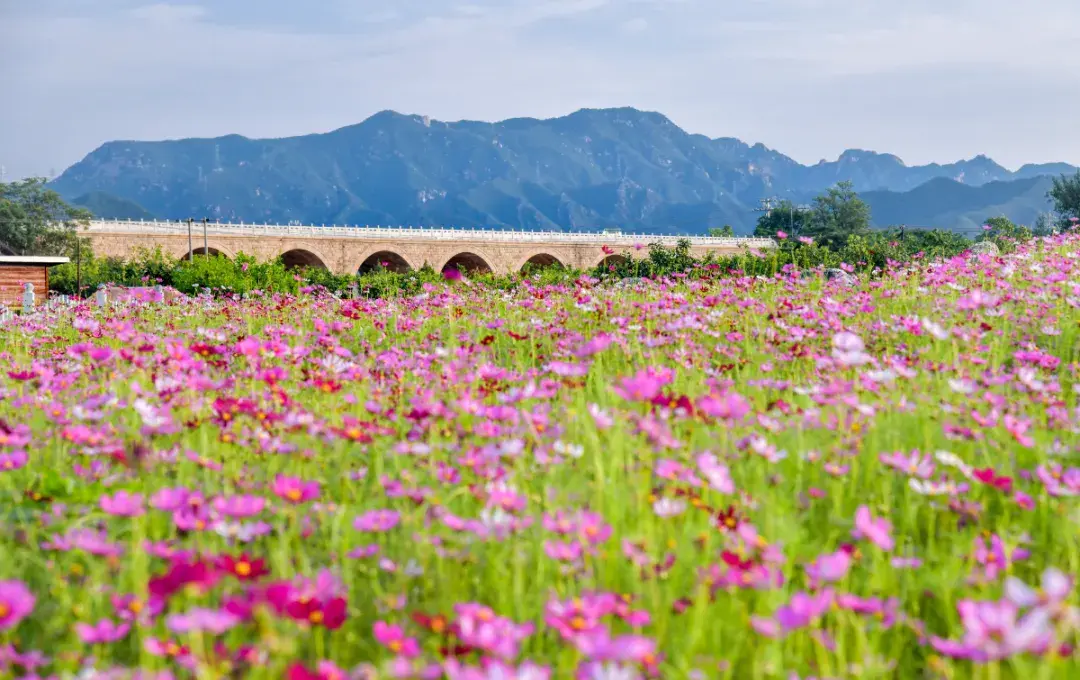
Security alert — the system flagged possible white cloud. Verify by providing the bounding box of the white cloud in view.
[1,0,1079,180]
[129,3,206,23]
[620,17,649,34]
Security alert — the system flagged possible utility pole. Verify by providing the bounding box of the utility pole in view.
[752,197,779,232]
[187,218,194,262]
[76,236,81,297]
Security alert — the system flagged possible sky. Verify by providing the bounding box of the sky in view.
[2,0,1079,181]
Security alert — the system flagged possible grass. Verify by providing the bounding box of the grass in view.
[0,236,1078,679]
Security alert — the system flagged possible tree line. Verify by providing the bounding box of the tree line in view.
[2,172,1080,298]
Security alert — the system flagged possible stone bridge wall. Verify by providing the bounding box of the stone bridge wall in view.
[84,222,774,276]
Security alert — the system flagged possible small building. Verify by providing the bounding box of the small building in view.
[0,256,70,308]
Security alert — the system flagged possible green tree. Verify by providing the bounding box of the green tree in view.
[1033,212,1055,237]
[0,178,92,256]
[980,216,1031,243]
[752,200,812,239]
[1049,171,1080,228]
[709,225,735,237]
[804,181,871,249]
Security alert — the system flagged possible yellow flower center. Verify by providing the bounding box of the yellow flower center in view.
[235,561,252,576]
[286,489,302,502]
[309,610,324,624]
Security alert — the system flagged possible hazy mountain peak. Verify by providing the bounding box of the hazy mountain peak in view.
[50,106,1076,235]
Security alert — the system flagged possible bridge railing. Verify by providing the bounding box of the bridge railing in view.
[84,219,776,248]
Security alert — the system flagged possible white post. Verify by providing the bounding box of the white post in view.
[21,282,35,314]
[154,285,164,303]
[95,288,107,307]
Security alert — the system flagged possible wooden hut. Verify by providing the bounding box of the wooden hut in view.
[0,256,70,308]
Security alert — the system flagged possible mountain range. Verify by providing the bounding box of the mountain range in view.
[49,107,1075,235]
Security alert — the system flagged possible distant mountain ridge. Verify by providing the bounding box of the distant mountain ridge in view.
[50,107,1075,234]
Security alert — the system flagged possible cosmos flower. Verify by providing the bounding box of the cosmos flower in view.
[0,581,34,631]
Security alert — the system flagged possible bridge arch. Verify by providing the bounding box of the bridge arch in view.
[440,251,494,276]
[181,245,233,261]
[517,252,565,273]
[280,248,328,270]
[355,250,414,275]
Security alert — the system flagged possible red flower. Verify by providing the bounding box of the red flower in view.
[149,559,219,601]
[285,597,347,629]
[215,554,269,582]
[973,467,1013,492]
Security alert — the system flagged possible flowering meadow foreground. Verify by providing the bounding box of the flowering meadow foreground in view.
[2,237,1080,680]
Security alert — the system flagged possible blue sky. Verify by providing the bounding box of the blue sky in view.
[2,0,1079,180]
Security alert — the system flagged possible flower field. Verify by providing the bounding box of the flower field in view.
[2,237,1079,680]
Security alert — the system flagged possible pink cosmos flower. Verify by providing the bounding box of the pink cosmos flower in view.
[75,618,131,644]
[696,452,735,493]
[696,391,751,421]
[613,369,668,402]
[805,549,853,587]
[852,505,894,551]
[454,603,534,660]
[373,621,421,657]
[0,451,27,471]
[271,475,320,504]
[573,629,656,663]
[354,509,401,532]
[931,599,1053,661]
[212,495,266,518]
[1005,567,1072,612]
[150,487,192,511]
[444,660,551,680]
[165,607,240,635]
[0,580,34,631]
[100,490,145,517]
[832,331,871,367]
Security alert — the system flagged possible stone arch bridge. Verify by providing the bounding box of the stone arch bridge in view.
[84,220,775,276]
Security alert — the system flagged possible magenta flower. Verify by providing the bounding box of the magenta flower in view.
[1005,567,1072,611]
[696,452,735,493]
[75,618,131,644]
[573,629,656,663]
[696,391,751,421]
[852,505,894,551]
[354,509,401,532]
[0,581,34,631]
[100,490,145,517]
[271,475,320,504]
[805,549,853,586]
[931,599,1053,661]
[373,620,420,657]
[150,487,192,511]
[212,495,266,518]
[612,369,668,402]
[0,451,27,471]
[832,331,871,367]
[775,589,833,631]
[444,660,551,680]
[454,603,534,660]
[165,607,240,635]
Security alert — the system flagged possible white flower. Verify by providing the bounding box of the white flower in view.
[652,498,687,518]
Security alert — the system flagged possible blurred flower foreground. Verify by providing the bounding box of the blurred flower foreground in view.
[1,235,1079,680]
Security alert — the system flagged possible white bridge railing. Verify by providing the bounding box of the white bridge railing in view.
[85,219,776,249]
